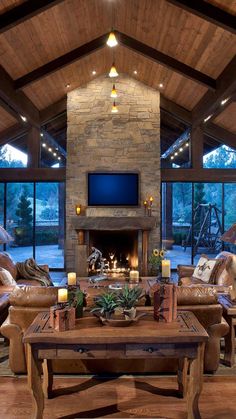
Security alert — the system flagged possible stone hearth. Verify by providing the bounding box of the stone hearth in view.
[66,75,160,274]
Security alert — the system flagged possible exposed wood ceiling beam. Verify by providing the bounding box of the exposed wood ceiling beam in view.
[161,168,236,182]
[117,31,216,90]
[40,97,66,124]
[166,0,236,35]
[0,66,40,126]
[0,124,27,146]
[0,0,65,34]
[192,55,236,126]
[204,123,236,150]
[15,34,109,90]
[0,167,66,181]
[42,129,66,157]
[160,95,192,124]
[162,128,190,159]
[160,95,236,149]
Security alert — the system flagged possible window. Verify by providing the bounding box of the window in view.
[2,182,65,269]
[203,142,236,169]
[0,144,27,168]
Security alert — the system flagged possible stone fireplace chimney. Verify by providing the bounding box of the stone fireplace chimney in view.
[66,74,160,275]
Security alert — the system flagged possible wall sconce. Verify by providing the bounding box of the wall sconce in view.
[143,200,148,216]
[75,204,81,216]
[148,196,153,217]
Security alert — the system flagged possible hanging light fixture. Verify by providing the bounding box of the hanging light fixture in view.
[111,101,118,113]
[106,31,118,47]
[111,84,117,98]
[109,62,118,78]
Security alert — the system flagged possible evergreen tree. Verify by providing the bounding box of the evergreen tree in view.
[194,183,206,208]
[15,187,33,246]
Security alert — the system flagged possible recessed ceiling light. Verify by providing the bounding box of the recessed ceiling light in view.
[66,83,70,88]
[221,97,230,106]
[185,142,189,147]
[158,83,164,88]
[171,156,174,160]
[48,147,52,152]
[92,70,96,75]
[20,115,27,122]
[40,132,43,137]
[204,114,213,123]
[53,152,57,156]
[42,143,46,147]
[58,156,61,160]
[133,70,137,75]
[179,147,183,152]
[174,152,178,156]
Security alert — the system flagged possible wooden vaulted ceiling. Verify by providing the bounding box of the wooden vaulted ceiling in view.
[0,0,235,160]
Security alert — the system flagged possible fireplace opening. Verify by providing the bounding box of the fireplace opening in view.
[89,230,138,276]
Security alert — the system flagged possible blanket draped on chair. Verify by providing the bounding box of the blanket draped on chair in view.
[16,258,53,286]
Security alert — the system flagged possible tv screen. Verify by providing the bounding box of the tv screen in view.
[88,172,139,206]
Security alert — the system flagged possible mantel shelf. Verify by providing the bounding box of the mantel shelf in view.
[72,216,157,231]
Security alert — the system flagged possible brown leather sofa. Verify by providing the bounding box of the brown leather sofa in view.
[178,251,236,290]
[0,252,50,287]
[0,282,228,374]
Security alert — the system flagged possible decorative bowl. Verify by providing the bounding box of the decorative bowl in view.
[97,312,147,327]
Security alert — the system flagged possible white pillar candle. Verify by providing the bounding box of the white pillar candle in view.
[162,260,171,278]
[67,272,77,286]
[58,288,68,303]
[129,270,139,283]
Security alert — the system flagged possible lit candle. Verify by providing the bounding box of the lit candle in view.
[129,270,139,283]
[149,196,153,205]
[67,272,77,286]
[58,288,68,303]
[162,260,171,278]
[75,204,81,215]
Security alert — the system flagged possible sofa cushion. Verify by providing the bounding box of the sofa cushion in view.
[9,285,58,307]
[0,252,17,279]
[193,255,220,283]
[0,267,17,286]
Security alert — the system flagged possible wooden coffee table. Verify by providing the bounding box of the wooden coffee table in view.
[23,310,208,419]
[218,294,236,367]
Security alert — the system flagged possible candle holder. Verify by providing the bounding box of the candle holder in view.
[148,196,153,217]
[143,200,148,216]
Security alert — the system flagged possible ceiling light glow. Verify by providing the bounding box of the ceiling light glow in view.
[106,31,118,47]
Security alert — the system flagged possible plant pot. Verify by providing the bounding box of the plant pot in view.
[123,307,136,320]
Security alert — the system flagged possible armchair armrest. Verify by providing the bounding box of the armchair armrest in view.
[177,264,195,279]
[0,316,26,373]
[204,319,229,373]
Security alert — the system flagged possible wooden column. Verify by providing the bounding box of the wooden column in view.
[142,230,148,276]
[27,126,41,168]
[75,229,88,276]
[191,125,204,169]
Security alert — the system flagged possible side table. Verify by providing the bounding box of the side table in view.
[218,294,236,367]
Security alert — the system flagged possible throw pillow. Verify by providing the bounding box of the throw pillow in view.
[193,256,218,283]
[0,267,17,286]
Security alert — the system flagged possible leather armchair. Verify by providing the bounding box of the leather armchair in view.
[1,283,229,374]
[178,251,236,291]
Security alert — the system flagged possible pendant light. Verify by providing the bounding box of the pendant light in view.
[111,101,118,113]
[109,63,118,78]
[111,84,117,98]
[106,31,118,47]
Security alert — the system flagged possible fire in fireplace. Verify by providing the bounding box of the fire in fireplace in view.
[89,230,138,275]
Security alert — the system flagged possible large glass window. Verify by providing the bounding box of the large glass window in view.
[162,182,192,268]
[1,182,65,269]
[161,182,233,267]
[203,143,236,168]
[35,183,65,268]
[0,144,27,168]
[6,183,34,261]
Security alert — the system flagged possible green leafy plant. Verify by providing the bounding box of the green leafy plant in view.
[91,292,118,318]
[68,288,86,318]
[117,285,143,310]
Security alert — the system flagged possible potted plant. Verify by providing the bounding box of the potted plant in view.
[117,285,143,319]
[68,288,86,318]
[91,292,118,319]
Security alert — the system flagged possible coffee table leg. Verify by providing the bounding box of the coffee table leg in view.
[177,357,188,398]
[187,343,205,419]
[27,343,44,419]
[42,359,53,399]
[223,316,235,367]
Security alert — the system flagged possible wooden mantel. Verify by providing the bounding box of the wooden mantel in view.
[71,216,157,231]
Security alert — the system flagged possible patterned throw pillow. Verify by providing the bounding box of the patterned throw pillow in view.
[193,256,218,283]
[0,267,17,286]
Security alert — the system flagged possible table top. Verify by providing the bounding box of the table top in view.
[218,294,236,315]
[23,310,208,345]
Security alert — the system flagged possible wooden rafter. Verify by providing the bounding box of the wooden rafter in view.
[204,123,236,150]
[14,30,216,91]
[160,96,192,124]
[0,123,27,146]
[117,31,216,90]
[15,34,109,90]
[192,55,236,126]
[0,167,66,181]
[0,66,40,126]
[40,97,66,124]
[166,0,236,35]
[0,0,65,34]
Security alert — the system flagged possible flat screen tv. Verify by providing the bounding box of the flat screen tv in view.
[88,172,139,206]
